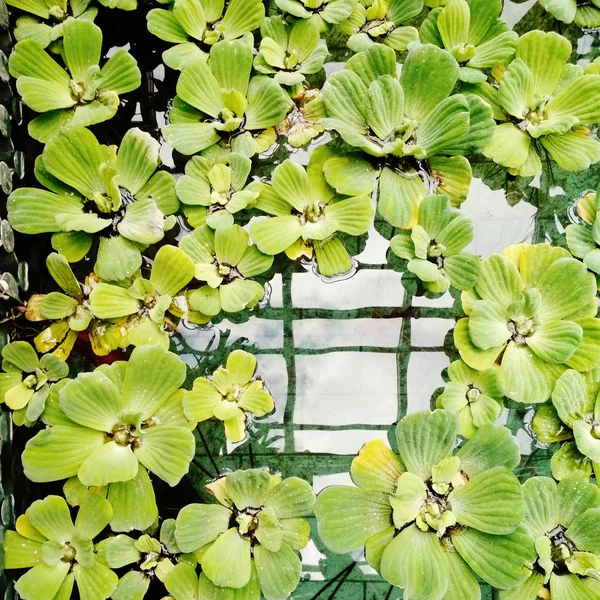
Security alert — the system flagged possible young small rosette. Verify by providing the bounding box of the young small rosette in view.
[532,369,600,481]
[389,194,480,293]
[499,477,600,600]
[472,31,600,176]
[171,468,315,599]
[3,495,118,600]
[455,243,600,405]
[147,0,264,71]
[437,359,504,438]
[250,148,374,277]
[566,186,600,288]
[275,0,357,29]
[338,0,421,53]
[176,154,260,228]
[8,127,178,282]
[25,253,121,358]
[538,0,600,27]
[183,349,274,442]
[320,43,495,227]
[89,245,196,349]
[254,17,328,86]
[181,225,273,318]
[21,346,196,530]
[163,39,293,157]
[106,519,196,600]
[420,0,518,82]
[8,18,140,142]
[0,340,68,425]
[315,410,533,599]
[8,0,97,50]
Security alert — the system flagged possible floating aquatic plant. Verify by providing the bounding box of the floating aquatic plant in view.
[437,359,504,438]
[8,18,140,142]
[315,410,533,599]
[389,194,480,293]
[250,147,374,277]
[175,154,260,228]
[146,0,264,70]
[338,0,422,53]
[472,30,600,176]
[500,477,600,600]
[180,225,273,318]
[454,243,600,405]
[420,0,518,82]
[183,349,274,442]
[163,38,293,157]
[0,339,68,426]
[172,468,315,599]
[22,345,196,530]
[8,127,178,282]
[320,43,494,227]
[89,245,196,348]
[254,16,329,87]
[275,0,357,29]
[537,0,600,27]
[3,495,118,600]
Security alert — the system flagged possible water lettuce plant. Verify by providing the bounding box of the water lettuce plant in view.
[146,0,264,70]
[172,468,315,599]
[338,0,421,53]
[21,345,196,530]
[538,0,600,27]
[315,410,533,599]
[275,0,357,29]
[437,359,504,438]
[8,127,179,282]
[7,0,97,50]
[500,477,600,600]
[183,349,274,442]
[175,154,260,228]
[89,245,196,348]
[420,0,518,82]
[106,519,195,600]
[8,18,140,142]
[320,43,494,227]
[163,38,293,157]
[3,495,118,600]
[566,185,600,288]
[389,194,480,293]
[454,243,600,404]
[250,148,374,277]
[474,30,600,176]
[0,340,68,425]
[254,17,329,86]
[532,369,600,481]
[180,225,273,317]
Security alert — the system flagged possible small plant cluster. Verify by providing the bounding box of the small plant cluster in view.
[3,0,600,599]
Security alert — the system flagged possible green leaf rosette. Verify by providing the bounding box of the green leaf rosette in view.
[470,30,600,176]
[0,340,68,426]
[21,345,196,531]
[8,127,179,282]
[3,495,118,600]
[454,243,600,405]
[170,468,315,600]
[420,0,518,83]
[275,0,357,30]
[8,18,140,142]
[250,146,374,277]
[499,477,600,600]
[320,43,495,227]
[183,349,274,442]
[162,38,293,157]
[147,0,264,71]
[538,0,600,27]
[315,410,534,599]
[389,194,480,293]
